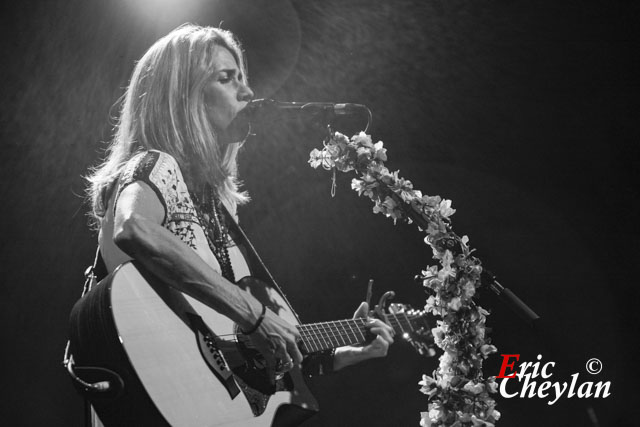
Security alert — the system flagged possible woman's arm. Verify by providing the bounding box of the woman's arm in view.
[112,181,303,370]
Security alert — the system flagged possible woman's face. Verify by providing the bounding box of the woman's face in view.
[204,46,254,131]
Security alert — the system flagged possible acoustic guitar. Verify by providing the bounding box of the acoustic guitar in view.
[68,261,431,426]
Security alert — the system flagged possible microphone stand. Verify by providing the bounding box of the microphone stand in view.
[313,119,600,427]
[385,183,540,327]
[247,106,539,328]
[317,121,540,329]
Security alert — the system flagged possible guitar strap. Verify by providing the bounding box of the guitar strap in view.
[221,211,339,376]
[221,205,302,324]
[94,248,108,283]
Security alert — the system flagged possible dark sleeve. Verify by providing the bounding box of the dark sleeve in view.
[301,349,336,377]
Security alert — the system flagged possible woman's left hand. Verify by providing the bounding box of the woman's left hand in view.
[333,302,395,371]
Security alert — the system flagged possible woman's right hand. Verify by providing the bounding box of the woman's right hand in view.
[247,308,303,375]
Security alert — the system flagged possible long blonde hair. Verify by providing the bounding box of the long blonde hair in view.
[87,24,249,223]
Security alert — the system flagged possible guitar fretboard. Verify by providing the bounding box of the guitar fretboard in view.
[296,312,416,354]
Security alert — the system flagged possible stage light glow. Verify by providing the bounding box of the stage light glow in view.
[122,0,209,29]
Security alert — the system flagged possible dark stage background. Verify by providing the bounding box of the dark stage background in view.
[1,0,637,426]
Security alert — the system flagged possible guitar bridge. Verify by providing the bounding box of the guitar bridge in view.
[187,313,241,399]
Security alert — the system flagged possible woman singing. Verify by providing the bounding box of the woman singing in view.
[82,24,393,426]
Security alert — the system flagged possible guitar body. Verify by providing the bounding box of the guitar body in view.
[69,262,318,427]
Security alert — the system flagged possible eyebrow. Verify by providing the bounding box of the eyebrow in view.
[218,68,237,74]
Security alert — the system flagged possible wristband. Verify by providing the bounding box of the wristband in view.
[241,304,266,335]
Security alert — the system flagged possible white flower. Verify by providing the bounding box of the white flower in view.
[419,412,431,427]
[491,409,501,421]
[356,146,372,159]
[480,344,497,358]
[448,297,462,311]
[463,280,476,298]
[439,350,454,369]
[437,372,454,388]
[422,265,439,278]
[419,375,438,395]
[432,327,445,346]
[351,178,365,195]
[486,378,498,393]
[308,149,324,168]
[428,406,443,422]
[333,132,349,145]
[438,199,456,218]
[351,131,373,147]
[463,381,485,395]
[373,140,387,161]
[326,143,341,157]
[372,196,399,218]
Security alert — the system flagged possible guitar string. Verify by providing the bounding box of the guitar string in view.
[215,314,423,354]
[217,316,418,342]
[299,320,367,352]
[300,321,366,344]
[215,315,421,350]
[297,316,415,340]
[296,315,418,348]
[298,315,416,336]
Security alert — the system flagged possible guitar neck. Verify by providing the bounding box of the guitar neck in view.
[296,312,415,354]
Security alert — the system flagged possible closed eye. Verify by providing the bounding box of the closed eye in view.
[218,69,241,84]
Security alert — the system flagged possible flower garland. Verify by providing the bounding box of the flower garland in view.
[309,132,500,426]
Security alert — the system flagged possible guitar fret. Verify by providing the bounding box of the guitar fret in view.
[300,325,313,353]
[355,318,367,342]
[338,320,355,345]
[316,323,330,350]
[320,322,335,348]
[309,323,323,351]
[300,320,360,352]
[345,319,366,343]
[320,322,331,347]
[331,321,347,346]
[401,312,414,332]
[297,309,425,355]
[389,312,406,335]
[359,320,367,342]
[311,322,325,350]
[299,324,319,353]
[323,321,341,348]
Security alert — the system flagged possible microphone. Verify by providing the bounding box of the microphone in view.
[244,98,370,117]
[236,98,373,135]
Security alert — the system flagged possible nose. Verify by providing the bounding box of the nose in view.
[238,82,254,103]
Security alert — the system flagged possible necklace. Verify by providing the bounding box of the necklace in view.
[193,184,236,283]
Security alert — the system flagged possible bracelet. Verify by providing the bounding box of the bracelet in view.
[241,304,266,335]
